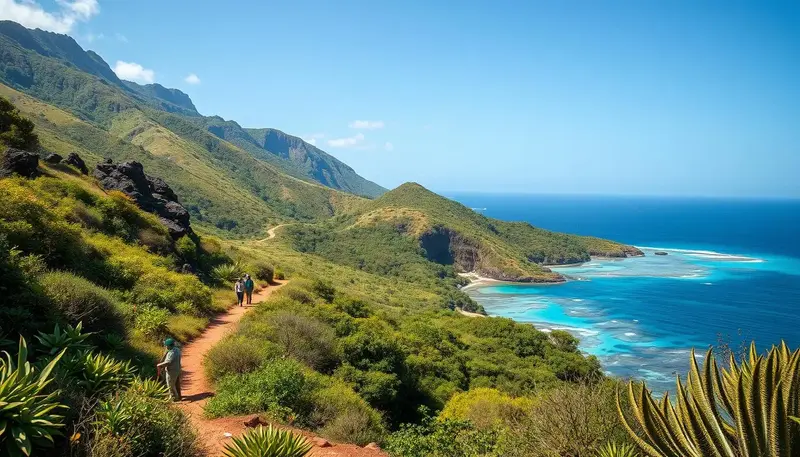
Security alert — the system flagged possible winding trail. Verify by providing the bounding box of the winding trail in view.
[259,224,289,242]
[176,281,386,457]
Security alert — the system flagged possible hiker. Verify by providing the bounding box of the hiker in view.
[157,338,182,401]
[235,277,245,306]
[244,274,255,305]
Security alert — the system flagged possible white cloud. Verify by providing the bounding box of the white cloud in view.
[327,133,365,148]
[303,133,325,146]
[307,139,317,146]
[0,0,99,34]
[113,61,155,84]
[348,120,384,130]
[384,142,394,151]
[115,32,128,43]
[184,73,201,85]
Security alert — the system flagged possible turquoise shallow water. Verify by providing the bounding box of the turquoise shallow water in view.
[450,193,800,393]
[467,246,800,392]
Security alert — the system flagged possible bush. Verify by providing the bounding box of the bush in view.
[385,416,500,457]
[205,359,311,420]
[132,304,170,340]
[204,336,280,384]
[174,235,198,264]
[278,285,314,304]
[334,296,372,318]
[39,271,124,334]
[500,380,632,457]
[90,387,199,457]
[253,262,275,283]
[439,388,532,430]
[274,268,286,280]
[266,312,339,372]
[130,271,213,315]
[310,381,386,446]
[311,279,336,303]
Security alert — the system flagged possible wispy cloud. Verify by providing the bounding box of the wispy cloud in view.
[114,32,128,43]
[327,133,365,148]
[303,133,325,146]
[348,120,384,130]
[184,73,201,85]
[113,61,155,84]
[0,0,99,33]
[384,142,394,151]
[85,32,103,43]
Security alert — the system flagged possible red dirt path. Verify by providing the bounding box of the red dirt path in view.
[176,281,387,457]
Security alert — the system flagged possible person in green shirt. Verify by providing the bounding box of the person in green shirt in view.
[244,274,255,305]
[157,338,182,401]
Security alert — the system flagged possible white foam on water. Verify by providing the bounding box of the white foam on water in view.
[703,282,713,285]
[624,332,637,337]
[633,319,639,322]
[636,246,763,263]
[572,298,584,302]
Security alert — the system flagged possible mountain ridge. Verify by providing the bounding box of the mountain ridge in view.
[0,20,385,198]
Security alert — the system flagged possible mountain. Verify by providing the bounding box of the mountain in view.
[0,21,383,234]
[0,21,383,230]
[286,182,643,282]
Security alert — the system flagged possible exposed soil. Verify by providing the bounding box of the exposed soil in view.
[176,281,387,457]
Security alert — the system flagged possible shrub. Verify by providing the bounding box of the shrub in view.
[274,268,286,280]
[205,359,311,420]
[0,337,66,457]
[334,296,372,318]
[133,304,170,340]
[90,387,198,457]
[75,351,136,397]
[130,271,213,314]
[385,416,500,457]
[174,235,198,264]
[204,336,280,384]
[39,271,124,333]
[266,312,339,372]
[278,285,315,304]
[213,261,244,284]
[138,228,173,255]
[311,279,336,303]
[440,388,533,430]
[166,314,207,342]
[222,425,312,457]
[310,381,386,445]
[501,380,631,457]
[253,262,275,283]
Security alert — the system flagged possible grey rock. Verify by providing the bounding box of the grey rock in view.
[0,148,39,178]
[45,153,63,164]
[65,152,88,174]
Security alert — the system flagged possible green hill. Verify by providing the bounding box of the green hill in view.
[286,182,642,282]
[0,21,383,235]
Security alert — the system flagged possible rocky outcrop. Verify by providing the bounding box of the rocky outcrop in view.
[0,148,39,178]
[93,160,193,238]
[65,152,88,174]
[45,153,63,164]
[654,251,668,256]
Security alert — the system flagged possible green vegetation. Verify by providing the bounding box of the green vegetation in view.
[620,342,800,457]
[0,94,38,151]
[286,183,642,283]
[222,425,312,457]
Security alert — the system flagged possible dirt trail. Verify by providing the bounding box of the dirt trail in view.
[176,281,387,457]
[258,224,289,242]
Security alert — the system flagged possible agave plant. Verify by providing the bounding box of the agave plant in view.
[213,260,245,284]
[126,377,170,400]
[94,400,134,436]
[77,352,136,396]
[597,442,639,457]
[0,337,67,457]
[618,341,800,457]
[35,322,93,356]
[222,425,313,457]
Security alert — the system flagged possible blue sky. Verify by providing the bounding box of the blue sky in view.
[3,1,799,197]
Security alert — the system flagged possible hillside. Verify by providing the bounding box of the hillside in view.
[0,21,382,235]
[286,182,642,282]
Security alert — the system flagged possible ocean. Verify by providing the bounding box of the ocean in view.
[448,193,800,393]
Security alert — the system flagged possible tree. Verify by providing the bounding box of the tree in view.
[0,96,39,151]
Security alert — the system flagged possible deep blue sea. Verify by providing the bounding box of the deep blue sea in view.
[449,193,800,392]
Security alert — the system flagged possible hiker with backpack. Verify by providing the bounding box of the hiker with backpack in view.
[244,274,255,305]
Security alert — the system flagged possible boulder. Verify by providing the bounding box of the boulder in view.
[243,415,261,428]
[65,152,88,174]
[93,160,193,238]
[654,251,669,256]
[313,438,331,448]
[45,153,63,164]
[364,442,381,450]
[0,148,39,178]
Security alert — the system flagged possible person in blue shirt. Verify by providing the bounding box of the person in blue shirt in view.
[157,338,182,401]
[244,274,255,305]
